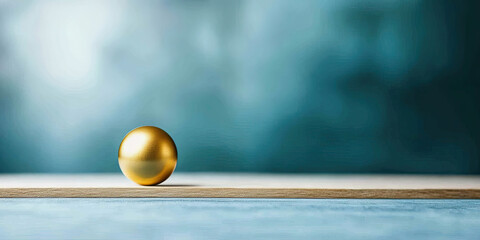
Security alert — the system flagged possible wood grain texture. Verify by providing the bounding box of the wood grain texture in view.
[1,173,479,198]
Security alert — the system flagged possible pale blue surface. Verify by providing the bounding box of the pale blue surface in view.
[0,199,479,240]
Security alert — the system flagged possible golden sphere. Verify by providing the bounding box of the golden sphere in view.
[118,126,177,186]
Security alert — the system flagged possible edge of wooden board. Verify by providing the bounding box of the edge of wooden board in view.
[1,188,480,199]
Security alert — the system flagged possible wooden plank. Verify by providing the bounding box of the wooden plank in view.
[0,173,479,198]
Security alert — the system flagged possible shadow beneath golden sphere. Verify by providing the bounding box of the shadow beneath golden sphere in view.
[149,184,198,187]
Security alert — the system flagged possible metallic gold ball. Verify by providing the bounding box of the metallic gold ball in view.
[118,126,177,186]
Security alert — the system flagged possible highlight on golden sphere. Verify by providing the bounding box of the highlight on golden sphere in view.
[118,126,177,186]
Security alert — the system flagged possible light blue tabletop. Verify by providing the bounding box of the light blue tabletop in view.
[0,199,479,240]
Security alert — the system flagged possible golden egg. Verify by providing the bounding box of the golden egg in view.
[118,126,177,186]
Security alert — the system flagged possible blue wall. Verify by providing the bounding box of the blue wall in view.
[0,0,479,173]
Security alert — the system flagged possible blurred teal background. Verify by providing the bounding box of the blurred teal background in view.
[0,0,479,173]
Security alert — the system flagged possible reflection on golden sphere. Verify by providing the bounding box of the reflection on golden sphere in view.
[118,126,177,186]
